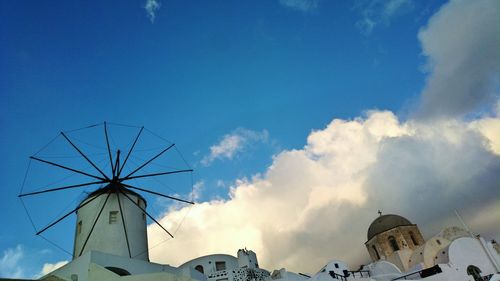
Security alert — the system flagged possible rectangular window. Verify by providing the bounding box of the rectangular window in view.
[215,261,226,271]
[77,221,82,234]
[109,211,118,224]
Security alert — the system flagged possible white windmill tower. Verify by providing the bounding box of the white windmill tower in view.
[19,122,194,262]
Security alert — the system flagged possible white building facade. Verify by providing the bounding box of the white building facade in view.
[30,190,499,281]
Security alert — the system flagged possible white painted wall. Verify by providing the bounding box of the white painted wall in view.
[237,249,259,268]
[446,237,498,277]
[178,254,240,275]
[46,250,205,281]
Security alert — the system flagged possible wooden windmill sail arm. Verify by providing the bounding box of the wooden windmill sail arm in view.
[122,183,194,205]
[116,191,132,258]
[36,186,109,236]
[78,190,113,257]
[61,132,110,180]
[122,143,175,179]
[104,122,116,177]
[119,189,174,238]
[19,180,106,197]
[121,169,193,181]
[117,126,144,177]
[30,156,105,181]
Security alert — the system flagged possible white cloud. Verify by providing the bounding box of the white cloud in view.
[201,128,269,166]
[145,0,161,23]
[189,181,204,202]
[355,0,413,35]
[0,245,25,278]
[146,1,500,270]
[216,180,226,188]
[0,245,69,279]
[469,103,500,154]
[148,110,500,273]
[38,261,68,277]
[279,0,319,12]
[416,0,500,118]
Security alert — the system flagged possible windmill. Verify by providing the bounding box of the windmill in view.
[19,122,194,261]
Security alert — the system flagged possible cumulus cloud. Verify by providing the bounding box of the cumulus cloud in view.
[145,0,500,273]
[279,0,319,12]
[416,0,500,118]
[355,0,414,35]
[201,128,269,166]
[189,181,204,202]
[0,245,68,279]
[145,0,161,23]
[38,261,68,277]
[148,110,500,272]
[0,245,25,278]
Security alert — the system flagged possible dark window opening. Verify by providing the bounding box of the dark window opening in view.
[105,267,130,276]
[388,236,399,251]
[420,265,442,278]
[467,265,482,281]
[77,221,82,234]
[216,261,226,271]
[195,265,204,274]
[334,263,339,268]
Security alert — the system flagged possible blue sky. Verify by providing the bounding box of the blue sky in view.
[1,0,499,277]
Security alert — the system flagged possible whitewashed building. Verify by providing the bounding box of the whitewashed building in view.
[6,188,498,281]
[268,214,500,281]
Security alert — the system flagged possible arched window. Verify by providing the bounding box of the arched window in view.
[467,265,482,281]
[372,245,380,259]
[409,231,418,246]
[388,236,399,251]
[195,265,204,274]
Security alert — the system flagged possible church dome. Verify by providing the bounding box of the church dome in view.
[367,214,412,240]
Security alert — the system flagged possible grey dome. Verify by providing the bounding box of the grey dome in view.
[367,214,412,240]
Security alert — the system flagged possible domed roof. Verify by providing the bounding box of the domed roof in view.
[367,214,412,240]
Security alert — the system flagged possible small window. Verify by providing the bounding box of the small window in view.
[334,263,339,269]
[215,261,226,271]
[109,211,118,224]
[77,221,82,234]
[195,265,204,274]
[142,213,146,221]
[388,236,400,251]
[436,239,441,245]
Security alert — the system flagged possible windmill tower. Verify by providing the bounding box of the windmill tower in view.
[19,122,194,261]
[74,187,149,260]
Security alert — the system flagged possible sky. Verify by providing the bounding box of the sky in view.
[1,0,499,278]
